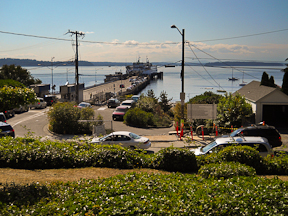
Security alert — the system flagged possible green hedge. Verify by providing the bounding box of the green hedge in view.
[1,173,288,215]
[1,137,288,175]
[198,162,256,179]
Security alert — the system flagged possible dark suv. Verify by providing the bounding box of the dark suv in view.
[0,122,15,138]
[227,124,282,148]
[44,95,58,106]
[107,98,120,108]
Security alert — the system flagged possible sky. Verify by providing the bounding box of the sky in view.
[1,0,288,64]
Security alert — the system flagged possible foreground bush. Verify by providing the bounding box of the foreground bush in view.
[198,162,256,179]
[152,147,198,172]
[47,102,96,134]
[124,107,154,127]
[0,173,288,215]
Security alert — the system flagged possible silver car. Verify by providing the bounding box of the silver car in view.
[91,131,151,149]
[30,98,47,109]
[191,136,274,157]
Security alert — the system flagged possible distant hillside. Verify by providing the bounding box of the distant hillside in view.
[0,58,93,67]
[205,61,285,67]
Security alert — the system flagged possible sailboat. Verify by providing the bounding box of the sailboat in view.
[239,71,246,86]
[228,69,238,81]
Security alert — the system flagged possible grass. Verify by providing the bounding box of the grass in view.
[0,167,287,187]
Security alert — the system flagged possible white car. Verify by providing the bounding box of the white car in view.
[91,131,151,149]
[30,98,47,109]
[191,136,274,157]
[77,102,92,108]
[120,100,135,108]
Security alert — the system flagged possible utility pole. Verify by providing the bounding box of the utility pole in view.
[67,30,85,103]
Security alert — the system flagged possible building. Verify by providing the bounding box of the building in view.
[29,84,50,98]
[60,83,84,102]
[234,81,288,127]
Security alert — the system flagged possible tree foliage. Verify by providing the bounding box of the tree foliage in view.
[217,93,252,128]
[0,79,25,88]
[0,86,38,112]
[47,102,96,134]
[260,71,276,87]
[158,91,173,113]
[282,65,288,95]
[189,91,224,104]
[0,64,42,86]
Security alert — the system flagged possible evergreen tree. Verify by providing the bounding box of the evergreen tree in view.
[260,72,269,86]
[159,91,173,113]
[268,76,276,87]
[282,66,288,95]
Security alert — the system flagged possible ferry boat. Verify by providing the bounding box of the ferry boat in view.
[126,57,157,76]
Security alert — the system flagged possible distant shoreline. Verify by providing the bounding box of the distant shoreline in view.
[0,58,285,67]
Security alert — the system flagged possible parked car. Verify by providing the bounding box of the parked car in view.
[131,95,140,102]
[222,124,282,148]
[4,109,15,119]
[112,106,129,121]
[30,98,47,109]
[120,100,135,108]
[0,112,7,123]
[91,131,151,149]
[107,98,120,108]
[0,122,15,138]
[191,136,274,157]
[76,102,92,108]
[14,105,29,113]
[44,95,58,106]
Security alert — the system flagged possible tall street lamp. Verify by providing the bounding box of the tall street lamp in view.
[171,25,185,120]
[51,57,55,94]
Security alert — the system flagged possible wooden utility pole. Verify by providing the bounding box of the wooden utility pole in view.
[67,30,85,103]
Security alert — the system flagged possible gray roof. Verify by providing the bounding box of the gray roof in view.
[234,81,277,102]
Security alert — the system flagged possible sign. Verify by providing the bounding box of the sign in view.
[187,104,217,120]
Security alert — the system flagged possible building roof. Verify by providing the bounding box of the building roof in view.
[234,81,278,102]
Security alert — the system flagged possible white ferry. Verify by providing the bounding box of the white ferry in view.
[126,57,157,76]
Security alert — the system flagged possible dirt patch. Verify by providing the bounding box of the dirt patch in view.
[0,168,169,186]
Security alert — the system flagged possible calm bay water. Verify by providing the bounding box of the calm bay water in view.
[27,65,285,102]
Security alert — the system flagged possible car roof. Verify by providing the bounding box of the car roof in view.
[0,122,11,126]
[122,100,134,103]
[79,102,90,105]
[111,131,131,135]
[215,136,269,145]
[115,106,129,109]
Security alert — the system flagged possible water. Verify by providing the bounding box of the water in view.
[27,65,286,102]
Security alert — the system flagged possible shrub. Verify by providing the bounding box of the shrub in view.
[47,102,96,134]
[152,147,198,172]
[124,107,154,127]
[264,151,288,175]
[217,145,265,173]
[198,162,256,179]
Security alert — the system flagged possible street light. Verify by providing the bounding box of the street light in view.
[171,25,185,120]
[51,57,55,94]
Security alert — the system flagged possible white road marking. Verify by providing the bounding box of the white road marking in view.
[12,110,46,127]
[97,107,107,110]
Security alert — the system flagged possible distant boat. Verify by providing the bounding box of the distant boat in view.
[217,89,226,93]
[228,69,238,81]
[239,71,246,86]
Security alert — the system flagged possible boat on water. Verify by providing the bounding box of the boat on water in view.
[239,71,247,86]
[126,57,157,76]
[228,69,238,81]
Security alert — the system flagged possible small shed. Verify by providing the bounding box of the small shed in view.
[29,84,50,98]
[234,81,288,127]
[60,83,84,102]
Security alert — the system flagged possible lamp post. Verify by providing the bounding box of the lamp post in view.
[51,57,55,94]
[171,25,185,120]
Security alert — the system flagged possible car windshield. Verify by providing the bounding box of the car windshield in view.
[230,128,243,137]
[116,108,126,112]
[79,103,88,107]
[99,134,111,142]
[201,141,218,153]
[121,103,131,106]
[129,132,141,139]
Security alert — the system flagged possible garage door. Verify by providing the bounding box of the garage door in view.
[262,105,288,127]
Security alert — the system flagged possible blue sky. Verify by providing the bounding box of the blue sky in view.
[1,0,288,63]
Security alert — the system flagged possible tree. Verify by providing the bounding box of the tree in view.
[282,60,288,95]
[146,89,157,102]
[0,79,25,88]
[217,93,252,128]
[159,91,173,113]
[0,86,38,112]
[0,64,42,86]
[260,71,276,87]
[189,91,224,104]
